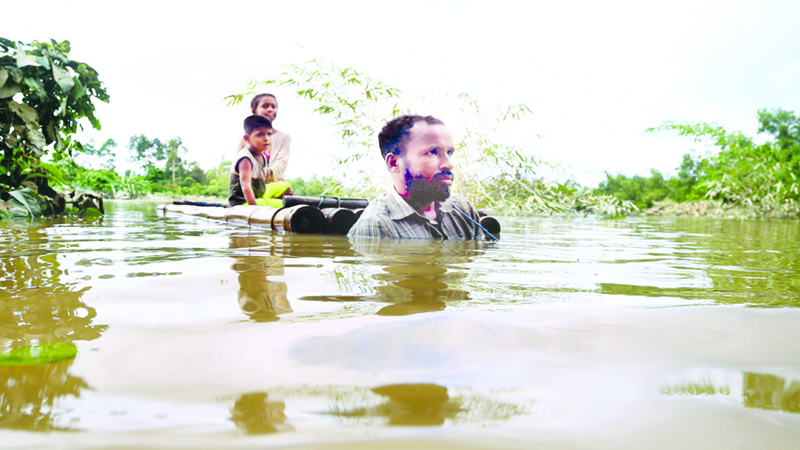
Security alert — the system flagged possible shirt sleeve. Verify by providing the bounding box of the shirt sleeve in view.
[268,132,291,182]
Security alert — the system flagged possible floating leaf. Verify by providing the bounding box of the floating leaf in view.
[81,207,103,220]
[8,188,45,218]
[0,343,78,366]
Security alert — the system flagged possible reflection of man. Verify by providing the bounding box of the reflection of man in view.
[230,392,294,434]
[348,115,484,239]
[229,235,292,322]
[328,384,462,426]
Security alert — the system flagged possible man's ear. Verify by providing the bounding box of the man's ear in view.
[243,134,251,145]
[386,153,401,173]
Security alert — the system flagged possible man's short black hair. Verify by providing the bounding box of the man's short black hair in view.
[250,93,278,109]
[244,115,273,134]
[379,115,444,159]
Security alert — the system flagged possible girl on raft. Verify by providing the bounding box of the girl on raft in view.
[237,93,294,207]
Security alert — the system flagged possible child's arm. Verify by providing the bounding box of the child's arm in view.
[238,159,258,206]
[266,133,291,181]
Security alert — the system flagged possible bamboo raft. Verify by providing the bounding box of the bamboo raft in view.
[157,196,501,236]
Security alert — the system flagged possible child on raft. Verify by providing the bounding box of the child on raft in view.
[236,93,293,207]
[228,115,274,206]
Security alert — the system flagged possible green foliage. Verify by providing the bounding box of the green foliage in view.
[128,134,188,182]
[229,58,634,216]
[6,187,49,218]
[113,172,147,198]
[597,155,702,210]
[74,168,120,194]
[0,38,108,201]
[646,109,800,217]
[123,134,215,196]
[79,138,117,170]
[288,175,338,197]
[201,158,231,198]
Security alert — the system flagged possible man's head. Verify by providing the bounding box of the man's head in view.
[380,115,455,203]
[250,93,279,122]
[243,115,273,153]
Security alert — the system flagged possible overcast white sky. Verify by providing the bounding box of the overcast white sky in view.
[5,0,800,186]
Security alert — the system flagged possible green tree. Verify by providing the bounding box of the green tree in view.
[127,135,189,188]
[649,109,800,214]
[0,38,108,201]
[128,135,165,174]
[202,158,230,198]
[667,153,702,202]
[80,138,117,170]
[288,176,335,196]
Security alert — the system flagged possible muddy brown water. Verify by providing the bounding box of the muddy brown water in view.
[1,201,799,449]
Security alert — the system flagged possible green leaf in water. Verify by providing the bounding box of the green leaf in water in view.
[8,188,44,218]
[80,207,103,220]
[0,343,78,366]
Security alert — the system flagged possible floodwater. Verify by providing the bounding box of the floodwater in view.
[2,201,799,449]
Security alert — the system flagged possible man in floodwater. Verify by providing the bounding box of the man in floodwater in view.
[347,115,485,239]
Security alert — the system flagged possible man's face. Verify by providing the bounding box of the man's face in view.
[244,127,273,153]
[397,122,455,202]
[253,96,278,122]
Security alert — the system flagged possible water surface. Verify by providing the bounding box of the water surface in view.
[2,201,799,449]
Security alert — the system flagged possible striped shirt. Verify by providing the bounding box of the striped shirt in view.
[347,189,485,240]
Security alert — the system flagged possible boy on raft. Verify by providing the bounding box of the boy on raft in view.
[236,93,293,207]
[228,115,274,206]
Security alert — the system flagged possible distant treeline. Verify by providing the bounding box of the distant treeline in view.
[597,108,800,217]
[58,134,332,199]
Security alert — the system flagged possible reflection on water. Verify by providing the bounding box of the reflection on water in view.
[0,224,107,432]
[229,234,292,322]
[2,202,800,447]
[662,372,800,414]
[0,360,87,431]
[302,239,481,316]
[329,383,462,426]
[593,219,800,307]
[661,377,731,396]
[230,392,294,434]
[244,384,530,427]
[744,372,800,414]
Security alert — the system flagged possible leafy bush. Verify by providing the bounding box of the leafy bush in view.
[646,109,800,216]
[1,38,108,202]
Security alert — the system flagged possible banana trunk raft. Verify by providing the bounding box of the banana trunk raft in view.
[157,196,501,236]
